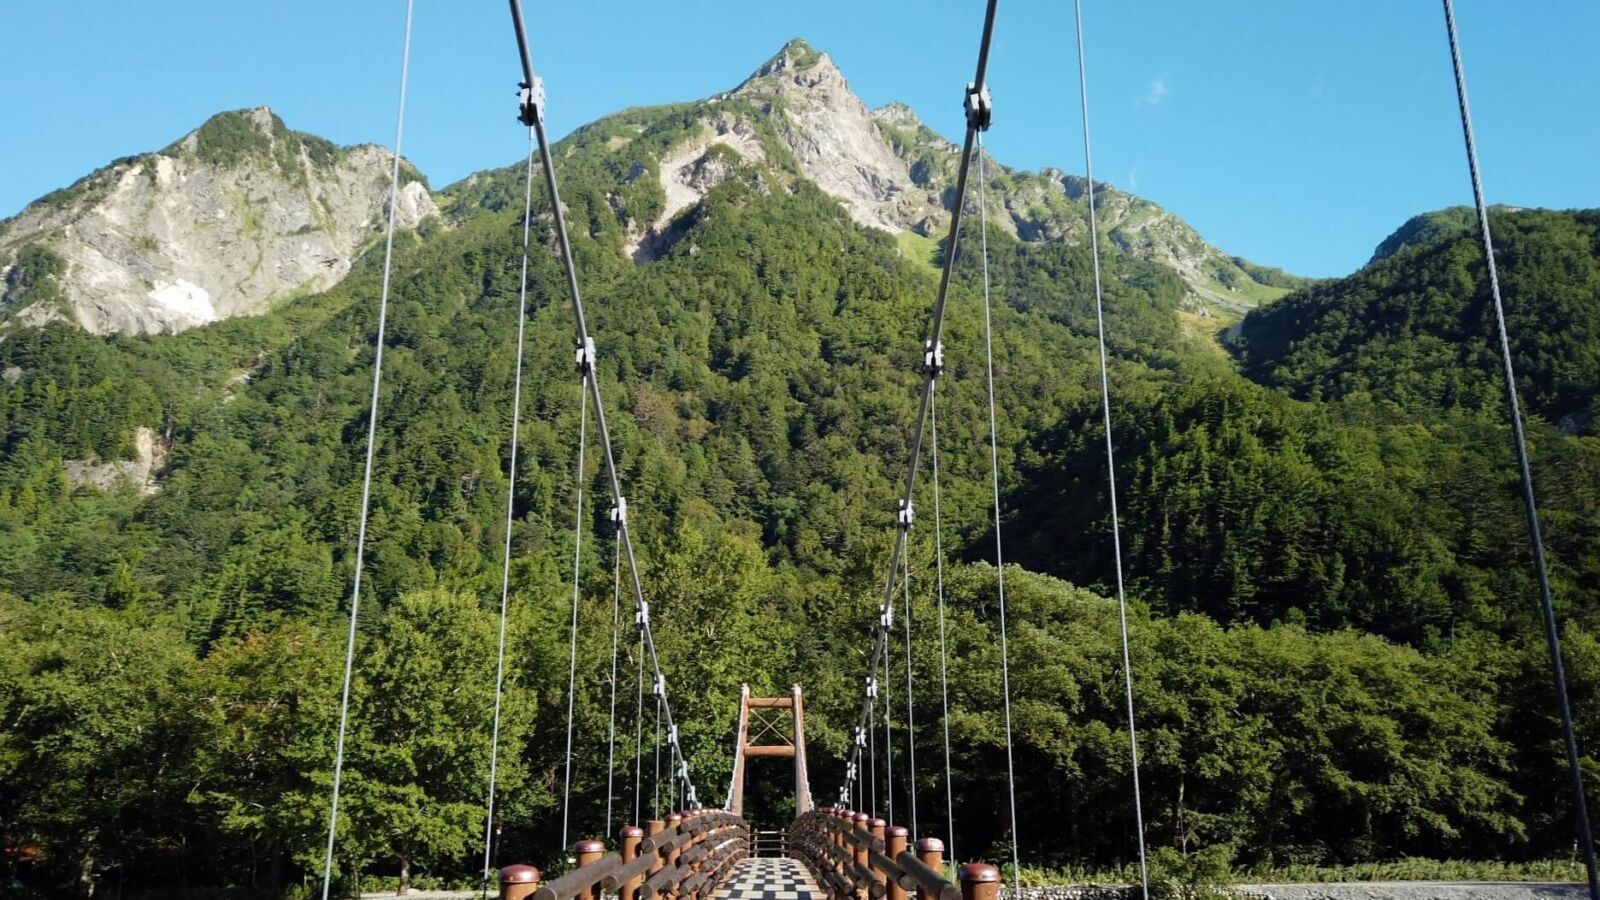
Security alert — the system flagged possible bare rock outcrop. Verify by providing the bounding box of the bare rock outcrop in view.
[0,107,438,334]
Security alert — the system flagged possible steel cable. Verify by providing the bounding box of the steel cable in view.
[605,539,622,835]
[559,379,590,854]
[1439,4,1599,897]
[480,127,539,896]
[930,385,956,861]
[975,132,1022,886]
[319,3,414,897]
[902,551,918,838]
[1068,3,1149,894]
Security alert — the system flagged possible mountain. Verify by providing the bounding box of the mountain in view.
[0,107,437,335]
[444,38,1299,318]
[1233,207,1600,432]
[2,37,1599,896]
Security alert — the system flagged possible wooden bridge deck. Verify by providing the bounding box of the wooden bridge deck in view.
[712,858,826,900]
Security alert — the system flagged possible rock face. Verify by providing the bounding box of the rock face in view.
[673,40,1298,316]
[63,426,167,495]
[0,107,437,334]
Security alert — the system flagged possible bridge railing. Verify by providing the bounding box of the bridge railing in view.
[498,809,751,900]
[787,808,1000,900]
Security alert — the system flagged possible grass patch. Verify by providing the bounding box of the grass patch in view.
[895,230,941,281]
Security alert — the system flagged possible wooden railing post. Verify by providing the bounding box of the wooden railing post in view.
[666,812,685,900]
[499,864,541,900]
[838,807,851,890]
[575,840,607,900]
[869,819,887,898]
[852,812,871,900]
[647,819,666,882]
[914,838,944,900]
[885,827,908,900]
[959,863,1000,900]
[620,825,646,900]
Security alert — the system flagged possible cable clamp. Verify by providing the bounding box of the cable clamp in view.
[610,497,628,527]
[654,673,666,697]
[679,760,690,780]
[575,336,596,375]
[896,499,914,531]
[668,724,679,744]
[518,77,546,127]
[866,676,878,699]
[880,604,894,630]
[924,340,944,377]
[636,601,650,626]
[964,82,993,132]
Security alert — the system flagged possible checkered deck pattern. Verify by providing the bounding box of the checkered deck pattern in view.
[713,857,828,900]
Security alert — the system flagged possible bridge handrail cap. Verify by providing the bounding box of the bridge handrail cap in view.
[887,826,909,838]
[959,863,1001,884]
[620,825,646,838]
[576,839,608,853]
[869,818,887,829]
[501,864,542,884]
[916,837,945,853]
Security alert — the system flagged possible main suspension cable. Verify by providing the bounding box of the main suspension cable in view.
[840,0,999,817]
[480,126,539,896]
[559,379,590,853]
[1070,2,1149,895]
[975,133,1022,886]
[1439,4,1599,898]
[506,0,698,812]
[930,384,956,861]
[320,3,414,897]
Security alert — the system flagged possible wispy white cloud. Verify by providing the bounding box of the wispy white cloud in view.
[1136,78,1169,107]
[1128,166,1139,191]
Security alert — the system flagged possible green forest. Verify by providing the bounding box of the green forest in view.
[3,94,1600,899]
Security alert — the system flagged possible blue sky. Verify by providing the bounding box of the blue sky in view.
[2,1,1595,277]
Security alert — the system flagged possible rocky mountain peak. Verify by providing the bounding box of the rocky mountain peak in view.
[0,107,438,335]
[738,38,841,89]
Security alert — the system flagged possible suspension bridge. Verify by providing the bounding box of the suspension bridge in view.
[313,2,1600,900]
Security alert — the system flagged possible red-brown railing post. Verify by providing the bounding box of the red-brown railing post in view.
[575,840,607,900]
[621,825,646,900]
[852,812,871,900]
[648,819,666,879]
[915,838,945,900]
[959,863,1000,900]
[869,819,887,897]
[666,813,685,900]
[499,865,541,900]
[834,810,850,890]
[886,827,909,900]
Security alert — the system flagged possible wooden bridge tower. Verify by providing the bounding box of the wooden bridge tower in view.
[727,684,812,817]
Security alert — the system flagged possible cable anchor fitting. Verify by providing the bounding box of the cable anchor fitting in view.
[896,499,915,531]
[965,82,993,132]
[653,673,666,697]
[518,77,546,127]
[924,340,945,378]
[610,497,628,528]
[636,601,650,627]
[575,336,596,376]
[866,676,878,699]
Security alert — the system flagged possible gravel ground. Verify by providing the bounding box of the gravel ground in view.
[358,891,476,899]
[1235,883,1588,900]
[1001,885,1589,900]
